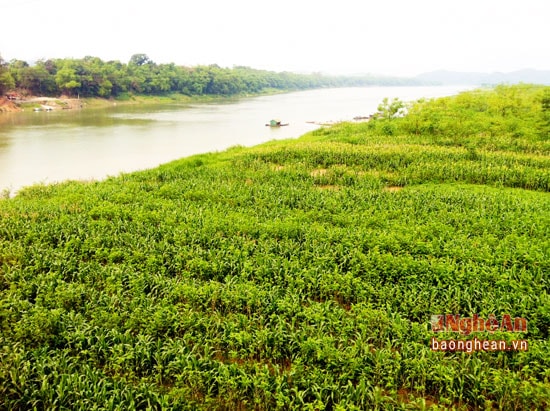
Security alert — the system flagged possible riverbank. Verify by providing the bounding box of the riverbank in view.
[0,85,481,197]
[0,97,19,112]
[0,88,292,114]
[0,94,201,113]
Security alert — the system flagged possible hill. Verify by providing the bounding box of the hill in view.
[0,84,549,409]
[415,68,550,85]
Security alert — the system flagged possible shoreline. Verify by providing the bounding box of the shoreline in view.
[0,85,470,197]
[0,89,293,114]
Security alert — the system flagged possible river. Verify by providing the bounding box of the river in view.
[0,86,471,195]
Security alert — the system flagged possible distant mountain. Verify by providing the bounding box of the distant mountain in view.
[414,69,550,85]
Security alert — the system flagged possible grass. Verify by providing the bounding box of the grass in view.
[0,85,549,410]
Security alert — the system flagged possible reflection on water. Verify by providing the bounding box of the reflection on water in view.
[0,86,471,194]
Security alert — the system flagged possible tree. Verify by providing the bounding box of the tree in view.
[27,63,57,96]
[377,97,407,119]
[187,66,210,95]
[129,53,153,67]
[8,59,29,86]
[103,60,130,96]
[55,63,81,96]
[0,55,15,95]
[539,88,550,138]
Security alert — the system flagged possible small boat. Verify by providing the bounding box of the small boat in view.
[266,119,289,127]
[34,105,54,112]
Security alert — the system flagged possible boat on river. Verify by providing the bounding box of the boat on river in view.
[266,119,289,127]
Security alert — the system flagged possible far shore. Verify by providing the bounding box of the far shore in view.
[0,89,289,114]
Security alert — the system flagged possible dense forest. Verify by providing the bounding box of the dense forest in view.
[0,54,421,98]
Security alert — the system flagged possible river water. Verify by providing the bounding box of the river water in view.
[0,86,470,194]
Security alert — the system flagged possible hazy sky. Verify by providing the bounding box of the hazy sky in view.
[1,0,549,76]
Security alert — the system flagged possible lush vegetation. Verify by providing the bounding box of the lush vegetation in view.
[0,84,549,409]
[0,54,421,98]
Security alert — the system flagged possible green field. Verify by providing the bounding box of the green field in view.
[0,84,549,410]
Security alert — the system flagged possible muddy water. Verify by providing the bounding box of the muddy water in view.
[0,86,469,194]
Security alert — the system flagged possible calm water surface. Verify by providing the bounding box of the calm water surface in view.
[0,86,470,194]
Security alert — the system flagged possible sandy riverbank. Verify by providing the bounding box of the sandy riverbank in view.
[0,92,237,114]
[0,96,85,112]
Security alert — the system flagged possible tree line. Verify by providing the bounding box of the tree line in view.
[0,53,422,98]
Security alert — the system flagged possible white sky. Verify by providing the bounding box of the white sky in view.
[1,0,549,76]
